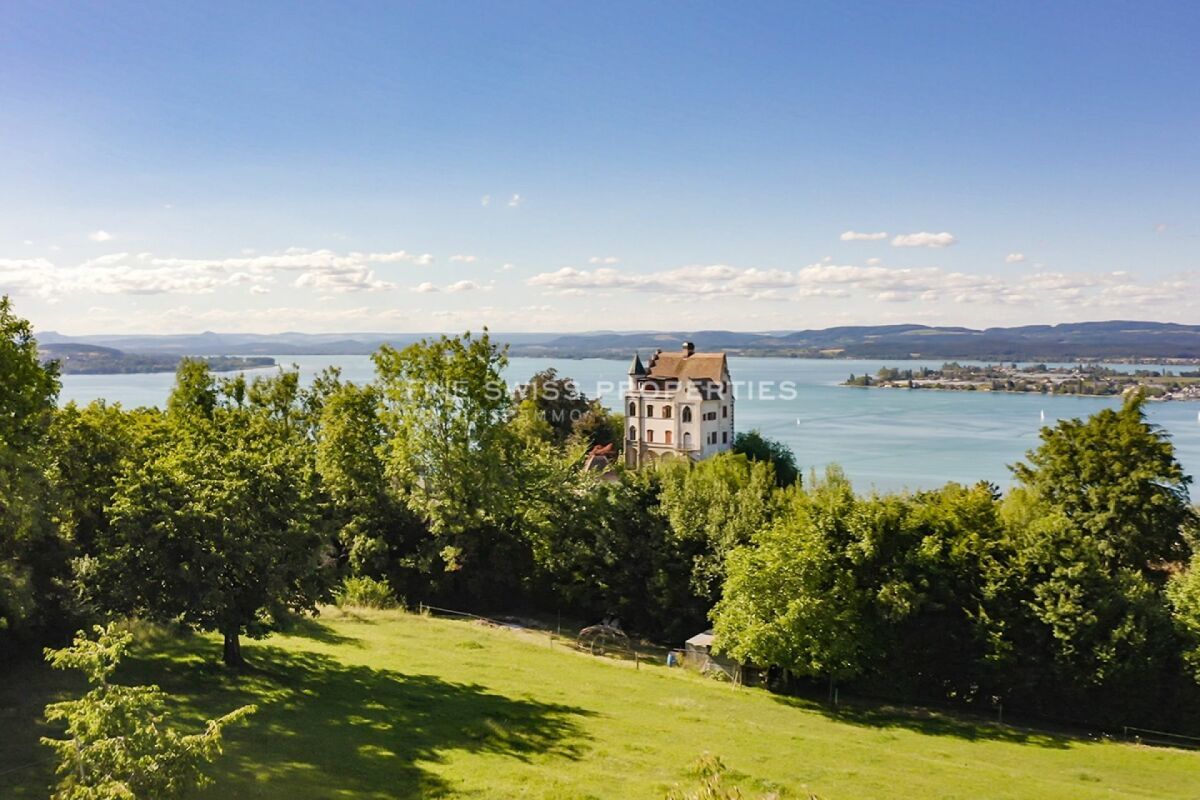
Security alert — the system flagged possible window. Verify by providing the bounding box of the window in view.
[683,431,692,448]
[663,406,672,419]
[722,431,728,444]
[665,430,673,444]
[647,429,654,443]
[628,402,636,416]
[647,405,654,418]
[722,405,727,418]
[628,426,636,440]
[711,432,718,444]
[682,407,693,423]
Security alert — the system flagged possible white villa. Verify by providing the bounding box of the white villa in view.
[624,342,735,468]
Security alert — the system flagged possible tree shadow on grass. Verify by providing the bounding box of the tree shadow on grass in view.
[769,694,1072,750]
[274,613,364,647]
[130,637,594,799]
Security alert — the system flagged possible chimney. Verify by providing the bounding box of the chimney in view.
[682,341,695,357]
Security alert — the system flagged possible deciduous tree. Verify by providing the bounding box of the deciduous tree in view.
[42,623,254,799]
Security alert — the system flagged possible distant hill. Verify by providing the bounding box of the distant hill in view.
[36,321,1200,363]
[39,342,276,375]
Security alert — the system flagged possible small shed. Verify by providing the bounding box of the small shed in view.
[678,629,763,686]
[685,629,716,656]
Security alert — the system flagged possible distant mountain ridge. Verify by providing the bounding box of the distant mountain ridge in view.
[36,321,1200,362]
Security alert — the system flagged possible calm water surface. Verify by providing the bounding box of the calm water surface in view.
[58,355,1200,494]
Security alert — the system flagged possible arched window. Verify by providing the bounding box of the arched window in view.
[628,402,636,416]
[628,426,636,441]
[665,430,673,445]
[646,405,654,418]
[683,431,692,448]
[682,407,693,423]
[663,406,672,419]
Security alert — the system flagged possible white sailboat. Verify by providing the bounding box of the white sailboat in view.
[1040,409,1045,423]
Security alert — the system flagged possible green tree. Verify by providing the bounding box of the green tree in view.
[1009,392,1193,572]
[533,469,706,640]
[95,364,327,665]
[569,401,624,454]
[732,430,799,487]
[512,368,591,445]
[374,331,514,568]
[656,453,781,598]
[1168,555,1200,683]
[713,468,872,682]
[0,295,61,635]
[316,380,426,586]
[989,393,1197,717]
[41,623,254,799]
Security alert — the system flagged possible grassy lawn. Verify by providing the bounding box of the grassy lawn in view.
[2,608,1198,799]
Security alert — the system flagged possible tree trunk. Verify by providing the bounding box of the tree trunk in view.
[223,630,244,667]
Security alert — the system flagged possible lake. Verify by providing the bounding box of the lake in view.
[58,355,1200,494]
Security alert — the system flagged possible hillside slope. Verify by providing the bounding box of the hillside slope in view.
[2,610,1195,799]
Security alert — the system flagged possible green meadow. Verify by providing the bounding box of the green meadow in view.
[2,609,1196,800]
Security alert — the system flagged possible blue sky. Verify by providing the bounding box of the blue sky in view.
[2,1,1197,333]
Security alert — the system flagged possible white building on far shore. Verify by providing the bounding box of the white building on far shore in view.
[623,342,734,468]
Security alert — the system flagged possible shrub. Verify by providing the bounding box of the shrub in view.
[334,576,398,609]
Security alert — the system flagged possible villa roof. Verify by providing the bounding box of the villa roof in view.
[644,351,727,383]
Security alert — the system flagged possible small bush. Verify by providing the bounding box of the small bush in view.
[334,576,398,609]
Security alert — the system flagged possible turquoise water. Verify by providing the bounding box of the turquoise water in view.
[58,355,1200,494]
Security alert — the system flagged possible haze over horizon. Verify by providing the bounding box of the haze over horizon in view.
[3,1,1198,335]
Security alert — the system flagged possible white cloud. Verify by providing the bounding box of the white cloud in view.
[507,194,522,208]
[294,267,395,293]
[446,279,486,293]
[249,285,270,295]
[865,257,882,266]
[450,254,478,263]
[499,262,515,272]
[23,239,33,246]
[361,250,434,265]
[892,232,957,248]
[88,230,113,242]
[1005,253,1026,263]
[525,260,1196,314]
[840,231,888,242]
[588,256,620,264]
[412,281,439,293]
[0,247,444,298]
[481,195,491,207]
